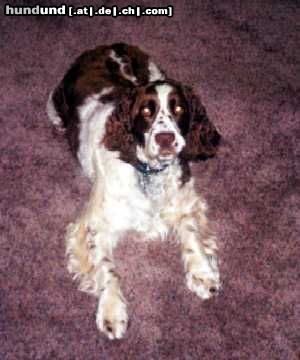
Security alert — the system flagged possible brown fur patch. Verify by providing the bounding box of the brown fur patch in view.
[51,43,152,155]
[179,86,221,161]
[102,101,137,166]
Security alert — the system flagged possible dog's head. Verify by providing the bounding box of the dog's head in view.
[104,80,220,168]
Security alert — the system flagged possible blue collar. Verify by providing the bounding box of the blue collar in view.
[135,161,168,175]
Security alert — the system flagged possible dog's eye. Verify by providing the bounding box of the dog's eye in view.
[174,105,184,115]
[141,107,151,117]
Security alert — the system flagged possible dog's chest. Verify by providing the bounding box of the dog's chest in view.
[137,171,166,199]
[103,160,181,236]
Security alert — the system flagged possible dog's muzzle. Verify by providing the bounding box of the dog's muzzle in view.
[154,132,176,155]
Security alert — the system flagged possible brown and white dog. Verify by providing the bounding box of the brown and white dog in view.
[47,43,221,339]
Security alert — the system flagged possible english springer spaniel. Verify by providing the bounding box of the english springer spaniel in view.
[47,43,221,340]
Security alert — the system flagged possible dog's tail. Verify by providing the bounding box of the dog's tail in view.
[46,83,69,130]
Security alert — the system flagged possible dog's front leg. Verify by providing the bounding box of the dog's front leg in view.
[93,233,128,340]
[176,201,221,300]
[66,179,128,339]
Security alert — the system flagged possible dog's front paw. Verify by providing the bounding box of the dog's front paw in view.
[96,290,128,340]
[186,262,220,300]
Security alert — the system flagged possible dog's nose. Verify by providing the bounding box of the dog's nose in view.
[155,132,175,148]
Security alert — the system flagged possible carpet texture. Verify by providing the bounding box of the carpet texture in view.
[1,0,299,359]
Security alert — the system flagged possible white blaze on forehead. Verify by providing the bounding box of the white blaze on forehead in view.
[155,84,173,114]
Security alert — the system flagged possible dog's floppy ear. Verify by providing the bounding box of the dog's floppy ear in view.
[102,89,137,164]
[181,86,221,161]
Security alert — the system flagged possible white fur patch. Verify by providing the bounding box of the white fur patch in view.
[156,84,173,113]
[148,61,165,82]
[77,89,114,179]
[46,90,62,127]
[110,50,138,85]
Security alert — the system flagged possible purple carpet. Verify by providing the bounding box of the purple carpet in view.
[1,0,299,358]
